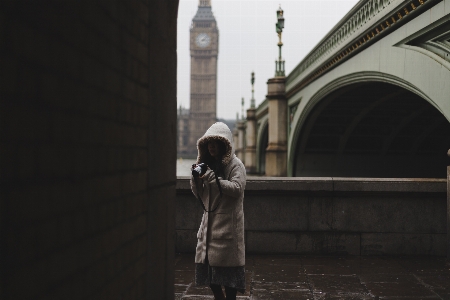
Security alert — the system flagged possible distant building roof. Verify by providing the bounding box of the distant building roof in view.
[178,107,190,116]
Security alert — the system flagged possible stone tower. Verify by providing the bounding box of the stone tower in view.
[188,0,219,156]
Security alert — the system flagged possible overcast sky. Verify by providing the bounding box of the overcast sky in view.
[177,0,360,120]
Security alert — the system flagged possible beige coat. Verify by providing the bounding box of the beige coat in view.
[190,122,246,267]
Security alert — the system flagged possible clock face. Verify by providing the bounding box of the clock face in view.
[195,33,211,48]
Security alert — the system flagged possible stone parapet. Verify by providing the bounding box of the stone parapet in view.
[176,177,447,256]
[177,176,446,194]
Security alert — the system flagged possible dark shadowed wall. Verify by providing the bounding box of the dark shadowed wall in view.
[0,0,178,299]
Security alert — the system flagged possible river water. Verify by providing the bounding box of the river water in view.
[176,158,197,176]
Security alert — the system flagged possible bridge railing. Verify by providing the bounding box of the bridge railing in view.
[176,176,446,256]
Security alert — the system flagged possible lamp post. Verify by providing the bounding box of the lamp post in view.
[265,4,287,176]
[250,71,255,108]
[245,71,257,173]
[275,5,285,77]
[241,97,245,119]
[237,98,246,163]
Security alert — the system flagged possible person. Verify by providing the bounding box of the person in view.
[190,122,246,300]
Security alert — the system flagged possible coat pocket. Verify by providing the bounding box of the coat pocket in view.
[211,211,233,240]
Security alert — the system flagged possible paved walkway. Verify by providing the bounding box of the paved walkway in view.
[175,254,450,300]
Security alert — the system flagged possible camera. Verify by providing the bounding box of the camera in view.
[192,163,208,177]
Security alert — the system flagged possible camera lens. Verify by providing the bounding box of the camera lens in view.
[192,165,202,177]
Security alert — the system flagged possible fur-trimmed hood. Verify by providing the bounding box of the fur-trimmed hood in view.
[196,122,235,166]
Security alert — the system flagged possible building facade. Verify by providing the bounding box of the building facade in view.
[178,0,219,158]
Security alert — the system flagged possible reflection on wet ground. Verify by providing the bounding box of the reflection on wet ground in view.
[175,254,450,299]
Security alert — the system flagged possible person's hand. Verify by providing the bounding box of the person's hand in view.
[191,164,196,171]
[200,167,214,182]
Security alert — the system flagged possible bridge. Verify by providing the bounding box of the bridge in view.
[236,0,450,178]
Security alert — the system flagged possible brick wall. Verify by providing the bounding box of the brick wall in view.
[0,1,178,299]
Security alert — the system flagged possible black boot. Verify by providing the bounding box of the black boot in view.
[210,284,225,300]
[225,286,237,300]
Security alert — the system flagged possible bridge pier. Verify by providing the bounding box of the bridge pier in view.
[236,119,246,164]
[245,107,257,173]
[233,125,239,154]
[265,77,287,176]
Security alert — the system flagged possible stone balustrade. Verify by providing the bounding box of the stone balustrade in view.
[176,176,447,256]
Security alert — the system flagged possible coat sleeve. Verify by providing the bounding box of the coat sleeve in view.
[190,175,204,198]
[218,162,246,199]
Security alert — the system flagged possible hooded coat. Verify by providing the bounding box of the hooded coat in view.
[191,122,246,267]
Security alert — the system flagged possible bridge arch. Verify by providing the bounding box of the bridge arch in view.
[289,72,450,178]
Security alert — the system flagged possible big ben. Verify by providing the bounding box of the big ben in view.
[189,0,219,154]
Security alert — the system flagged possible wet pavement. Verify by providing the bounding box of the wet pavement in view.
[175,254,450,299]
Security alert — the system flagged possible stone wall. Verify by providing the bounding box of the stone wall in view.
[176,177,446,256]
[0,1,178,299]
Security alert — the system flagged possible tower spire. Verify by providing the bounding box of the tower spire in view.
[187,0,218,157]
[199,0,211,7]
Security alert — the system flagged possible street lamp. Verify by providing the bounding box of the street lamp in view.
[275,5,285,77]
[241,97,245,119]
[250,71,255,108]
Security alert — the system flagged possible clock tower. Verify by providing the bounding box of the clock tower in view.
[188,0,219,155]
